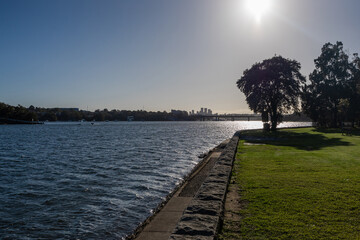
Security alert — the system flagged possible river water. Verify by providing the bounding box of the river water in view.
[0,121,311,239]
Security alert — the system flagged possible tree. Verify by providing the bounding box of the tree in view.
[303,42,352,127]
[237,55,305,130]
[348,53,360,125]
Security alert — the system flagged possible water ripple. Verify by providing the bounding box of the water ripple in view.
[0,121,311,239]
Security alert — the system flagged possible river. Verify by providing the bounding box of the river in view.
[0,121,311,239]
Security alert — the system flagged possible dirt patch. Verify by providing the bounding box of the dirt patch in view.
[219,171,244,238]
[224,179,242,222]
[243,142,266,146]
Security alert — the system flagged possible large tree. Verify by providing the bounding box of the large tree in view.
[237,55,306,130]
[302,42,353,127]
[348,53,360,125]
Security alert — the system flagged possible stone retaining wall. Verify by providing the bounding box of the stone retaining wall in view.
[169,131,240,240]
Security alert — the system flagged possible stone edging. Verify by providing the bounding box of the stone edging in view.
[125,139,230,240]
[169,131,240,240]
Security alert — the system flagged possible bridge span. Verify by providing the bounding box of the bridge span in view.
[197,114,261,121]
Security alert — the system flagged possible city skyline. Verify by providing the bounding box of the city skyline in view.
[1,0,360,114]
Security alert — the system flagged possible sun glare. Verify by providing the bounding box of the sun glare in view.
[245,0,271,23]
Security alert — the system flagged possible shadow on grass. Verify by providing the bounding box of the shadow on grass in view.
[240,129,353,151]
[313,128,360,137]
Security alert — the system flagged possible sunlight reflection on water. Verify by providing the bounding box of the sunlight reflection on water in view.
[0,121,311,239]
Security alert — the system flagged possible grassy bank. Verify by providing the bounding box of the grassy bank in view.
[220,127,360,239]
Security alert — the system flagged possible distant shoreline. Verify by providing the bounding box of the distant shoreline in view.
[0,119,313,125]
[0,117,43,125]
[1,102,311,123]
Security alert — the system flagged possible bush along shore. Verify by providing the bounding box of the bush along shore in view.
[219,127,360,239]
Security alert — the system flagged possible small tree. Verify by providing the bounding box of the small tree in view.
[237,55,305,130]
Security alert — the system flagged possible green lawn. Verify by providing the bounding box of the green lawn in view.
[220,127,360,240]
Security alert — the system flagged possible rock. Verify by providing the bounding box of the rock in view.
[169,131,240,239]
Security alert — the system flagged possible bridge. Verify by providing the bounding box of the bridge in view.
[197,114,261,121]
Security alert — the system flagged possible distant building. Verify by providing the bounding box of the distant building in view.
[171,109,188,115]
[195,107,214,115]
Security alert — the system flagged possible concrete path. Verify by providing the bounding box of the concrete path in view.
[135,151,222,240]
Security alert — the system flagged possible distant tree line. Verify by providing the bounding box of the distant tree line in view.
[0,102,310,124]
[0,103,195,122]
[0,103,38,122]
[237,41,360,130]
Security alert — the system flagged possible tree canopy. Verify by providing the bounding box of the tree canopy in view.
[237,55,305,130]
[302,41,359,127]
[0,102,38,122]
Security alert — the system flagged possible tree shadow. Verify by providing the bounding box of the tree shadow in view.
[240,129,353,151]
[313,128,360,137]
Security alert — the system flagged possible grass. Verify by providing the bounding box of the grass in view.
[219,127,360,240]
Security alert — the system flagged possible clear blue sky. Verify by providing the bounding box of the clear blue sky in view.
[1,0,360,113]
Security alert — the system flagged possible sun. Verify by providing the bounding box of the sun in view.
[245,0,271,23]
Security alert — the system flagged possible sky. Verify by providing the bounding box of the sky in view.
[1,0,360,113]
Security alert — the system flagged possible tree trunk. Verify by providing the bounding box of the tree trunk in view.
[332,107,338,128]
[270,111,278,131]
[271,119,277,130]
